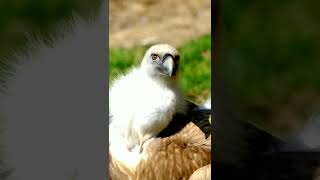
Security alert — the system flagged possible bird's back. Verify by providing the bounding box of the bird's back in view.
[109,122,211,180]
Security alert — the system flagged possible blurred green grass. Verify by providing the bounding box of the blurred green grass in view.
[109,34,211,104]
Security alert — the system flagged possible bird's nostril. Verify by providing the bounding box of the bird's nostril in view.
[156,67,163,72]
[163,53,174,61]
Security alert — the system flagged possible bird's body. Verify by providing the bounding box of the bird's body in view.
[109,68,186,150]
[109,44,186,152]
[108,44,212,179]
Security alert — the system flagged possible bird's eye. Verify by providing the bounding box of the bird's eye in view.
[151,54,159,61]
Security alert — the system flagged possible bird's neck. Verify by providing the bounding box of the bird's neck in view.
[139,66,179,88]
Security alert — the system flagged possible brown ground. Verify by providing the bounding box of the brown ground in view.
[109,0,211,48]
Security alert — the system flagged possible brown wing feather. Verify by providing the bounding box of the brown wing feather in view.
[189,164,211,180]
[109,122,211,180]
[109,152,135,180]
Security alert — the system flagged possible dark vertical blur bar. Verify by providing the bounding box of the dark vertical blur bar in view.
[0,1,108,180]
[214,0,320,179]
[212,0,247,168]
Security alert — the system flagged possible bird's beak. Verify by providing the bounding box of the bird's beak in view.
[162,56,175,77]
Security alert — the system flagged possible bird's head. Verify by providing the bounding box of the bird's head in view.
[140,44,180,81]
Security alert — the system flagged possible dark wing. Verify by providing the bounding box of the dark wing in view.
[187,100,212,138]
[157,100,212,138]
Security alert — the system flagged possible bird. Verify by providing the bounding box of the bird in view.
[109,44,187,153]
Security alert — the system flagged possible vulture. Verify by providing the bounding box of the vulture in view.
[108,44,212,179]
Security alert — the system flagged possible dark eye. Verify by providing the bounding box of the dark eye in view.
[151,54,159,61]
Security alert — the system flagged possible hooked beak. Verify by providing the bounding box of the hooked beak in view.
[161,56,175,77]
